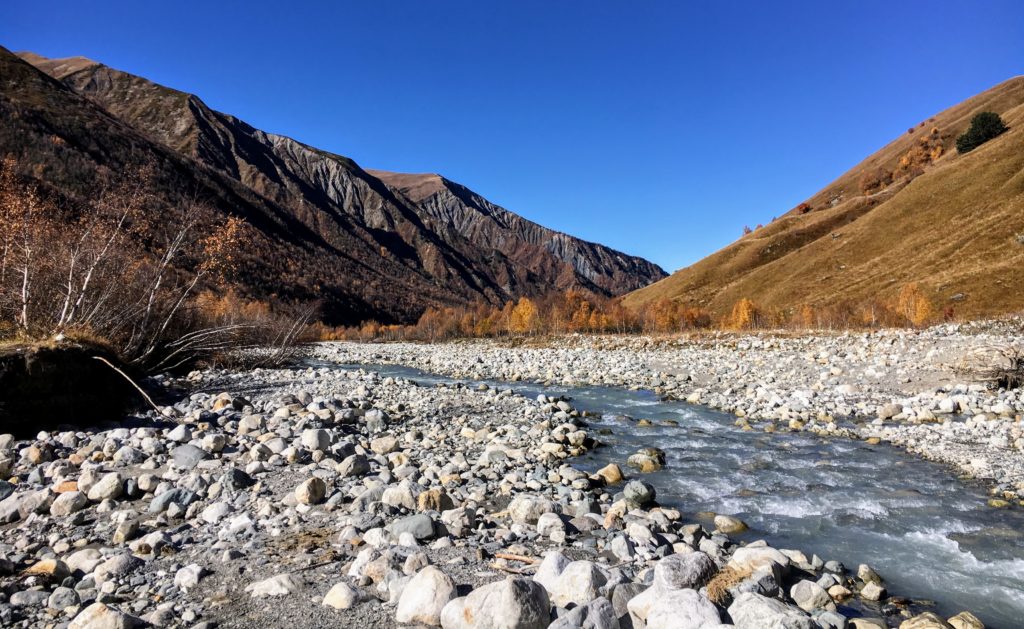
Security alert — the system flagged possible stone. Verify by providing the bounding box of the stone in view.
[66,548,104,574]
[245,573,301,597]
[714,514,748,534]
[201,501,232,524]
[533,551,570,593]
[11,590,50,607]
[337,454,371,477]
[728,545,791,576]
[417,488,454,512]
[295,477,327,505]
[371,435,399,454]
[857,563,882,584]
[174,564,205,590]
[536,512,566,537]
[790,579,832,612]
[947,612,984,629]
[94,553,142,583]
[68,602,141,629]
[23,558,71,581]
[728,592,813,629]
[548,560,607,608]
[396,565,456,626]
[654,552,716,590]
[50,490,88,516]
[301,428,331,451]
[508,495,555,524]
[899,613,954,629]
[387,513,437,540]
[149,488,198,513]
[87,473,123,501]
[623,480,655,507]
[593,463,624,485]
[646,589,721,629]
[171,444,209,470]
[322,582,361,609]
[861,582,886,601]
[48,586,80,610]
[450,577,551,629]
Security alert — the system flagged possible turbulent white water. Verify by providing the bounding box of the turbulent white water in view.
[337,362,1024,628]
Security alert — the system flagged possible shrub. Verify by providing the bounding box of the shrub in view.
[956,112,1008,153]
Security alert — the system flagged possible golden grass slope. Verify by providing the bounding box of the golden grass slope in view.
[624,77,1024,320]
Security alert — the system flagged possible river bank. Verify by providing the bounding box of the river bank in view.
[0,350,1002,627]
[314,320,1024,504]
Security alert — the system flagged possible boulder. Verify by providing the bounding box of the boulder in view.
[646,589,721,629]
[446,577,551,629]
[396,565,456,626]
[728,592,813,629]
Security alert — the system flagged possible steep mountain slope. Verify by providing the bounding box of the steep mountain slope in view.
[625,76,1024,319]
[368,170,665,294]
[17,51,664,305]
[0,47,486,324]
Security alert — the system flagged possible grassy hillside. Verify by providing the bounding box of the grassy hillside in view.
[624,76,1024,320]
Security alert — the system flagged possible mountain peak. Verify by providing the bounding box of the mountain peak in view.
[366,170,448,202]
[15,51,100,79]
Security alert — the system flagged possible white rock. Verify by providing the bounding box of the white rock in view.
[396,565,456,626]
[173,564,205,590]
[68,602,141,629]
[245,573,301,598]
[322,582,361,609]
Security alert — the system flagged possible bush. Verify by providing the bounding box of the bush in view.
[956,112,1008,153]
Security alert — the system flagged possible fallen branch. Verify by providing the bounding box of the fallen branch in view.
[92,355,170,417]
[488,562,535,575]
[494,552,540,565]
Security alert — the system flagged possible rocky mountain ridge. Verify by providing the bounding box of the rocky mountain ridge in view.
[11,49,665,320]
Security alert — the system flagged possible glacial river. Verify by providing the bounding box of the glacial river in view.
[330,362,1024,628]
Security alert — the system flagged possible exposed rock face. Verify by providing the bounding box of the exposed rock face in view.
[369,170,666,296]
[10,49,665,325]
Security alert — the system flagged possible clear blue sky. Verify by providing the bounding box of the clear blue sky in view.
[2,2,1022,272]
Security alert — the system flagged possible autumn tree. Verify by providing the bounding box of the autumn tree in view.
[726,298,761,330]
[509,297,539,335]
[895,283,933,327]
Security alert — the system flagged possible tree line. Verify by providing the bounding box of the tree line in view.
[315,282,942,342]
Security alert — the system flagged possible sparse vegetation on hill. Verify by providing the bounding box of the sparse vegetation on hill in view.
[625,76,1024,320]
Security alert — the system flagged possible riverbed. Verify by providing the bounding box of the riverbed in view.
[328,360,1024,628]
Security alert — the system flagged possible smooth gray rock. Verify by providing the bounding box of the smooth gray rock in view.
[387,513,436,540]
[171,444,209,469]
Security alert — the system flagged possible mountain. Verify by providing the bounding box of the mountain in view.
[367,170,663,295]
[9,49,665,324]
[624,76,1024,320]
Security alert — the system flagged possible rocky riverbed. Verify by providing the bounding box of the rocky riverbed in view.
[315,320,1024,505]
[0,329,1012,628]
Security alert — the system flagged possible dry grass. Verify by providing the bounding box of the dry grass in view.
[625,76,1024,321]
[706,565,753,605]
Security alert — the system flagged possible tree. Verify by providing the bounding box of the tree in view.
[895,283,933,327]
[956,112,1008,153]
[726,298,761,330]
[509,297,539,335]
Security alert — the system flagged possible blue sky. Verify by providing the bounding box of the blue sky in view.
[2,1,1022,272]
